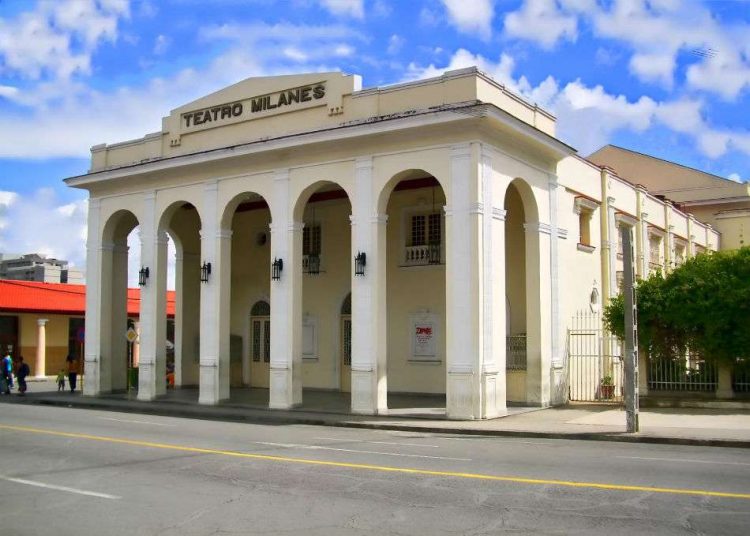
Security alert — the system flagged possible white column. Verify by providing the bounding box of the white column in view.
[84,198,104,396]
[199,181,232,404]
[132,321,140,368]
[269,169,303,409]
[607,197,617,297]
[350,157,388,414]
[524,222,552,407]
[640,212,649,276]
[34,318,48,378]
[445,143,502,419]
[547,175,565,405]
[138,192,168,400]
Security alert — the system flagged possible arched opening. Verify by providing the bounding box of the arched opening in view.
[380,170,447,412]
[293,181,352,398]
[225,192,271,398]
[504,178,540,405]
[100,209,140,394]
[159,202,202,390]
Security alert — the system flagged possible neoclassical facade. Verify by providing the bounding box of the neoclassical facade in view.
[66,68,718,419]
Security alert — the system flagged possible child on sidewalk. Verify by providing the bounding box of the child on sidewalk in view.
[56,369,65,392]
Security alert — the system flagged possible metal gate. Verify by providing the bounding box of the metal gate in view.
[567,311,624,403]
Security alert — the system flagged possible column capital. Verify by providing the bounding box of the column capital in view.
[524,222,552,235]
[144,190,157,202]
[369,214,388,225]
[37,318,49,326]
[273,169,290,182]
[88,197,101,210]
[203,180,219,192]
[216,229,233,240]
[354,156,373,170]
[492,208,507,221]
[450,143,471,159]
[289,221,304,233]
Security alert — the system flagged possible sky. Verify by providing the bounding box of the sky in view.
[0,0,749,284]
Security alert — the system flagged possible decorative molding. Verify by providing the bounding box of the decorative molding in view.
[216,229,233,240]
[557,228,569,239]
[289,221,304,232]
[573,196,599,214]
[615,213,638,227]
[203,180,218,192]
[370,214,388,225]
[144,190,157,201]
[469,202,484,215]
[450,143,471,159]
[273,169,290,182]
[523,222,552,235]
[492,208,507,221]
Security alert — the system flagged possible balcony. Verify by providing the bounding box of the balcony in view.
[403,244,441,266]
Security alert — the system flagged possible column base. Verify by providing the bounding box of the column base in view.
[350,369,387,415]
[137,363,156,401]
[199,363,221,405]
[82,358,100,396]
[269,367,300,409]
[447,371,507,420]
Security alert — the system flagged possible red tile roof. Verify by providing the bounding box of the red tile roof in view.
[0,280,175,317]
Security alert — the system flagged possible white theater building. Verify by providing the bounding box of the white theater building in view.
[66,68,718,419]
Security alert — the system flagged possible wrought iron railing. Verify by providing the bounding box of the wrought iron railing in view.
[648,355,717,392]
[732,360,750,394]
[506,335,527,370]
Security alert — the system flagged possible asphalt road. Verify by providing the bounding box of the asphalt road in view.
[1,404,749,535]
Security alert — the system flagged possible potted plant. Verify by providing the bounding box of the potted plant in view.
[600,375,615,399]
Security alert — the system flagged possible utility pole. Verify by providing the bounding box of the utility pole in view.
[621,226,639,433]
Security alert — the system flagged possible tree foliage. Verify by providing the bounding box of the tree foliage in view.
[603,247,750,364]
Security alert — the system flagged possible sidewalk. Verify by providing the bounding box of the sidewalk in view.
[3,380,750,448]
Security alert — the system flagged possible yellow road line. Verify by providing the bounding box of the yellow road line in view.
[2,423,749,500]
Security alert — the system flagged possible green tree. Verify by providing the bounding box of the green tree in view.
[604,247,750,364]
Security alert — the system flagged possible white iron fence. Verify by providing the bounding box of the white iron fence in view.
[567,311,623,403]
[647,354,717,392]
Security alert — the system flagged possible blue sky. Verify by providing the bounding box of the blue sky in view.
[0,0,749,274]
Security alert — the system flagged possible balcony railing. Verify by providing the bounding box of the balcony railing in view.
[506,334,527,370]
[404,244,441,266]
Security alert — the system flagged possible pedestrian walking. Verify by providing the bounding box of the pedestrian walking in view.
[56,369,66,392]
[66,354,80,393]
[15,356,29,395]
[1,352,13,395]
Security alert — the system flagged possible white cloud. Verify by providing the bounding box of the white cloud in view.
[387,34,405,55]
[153,34,170,55]
[501,0,750,99]
[0,0,129,81]
[728,173,743,183]
[406,48,750,159]
[0,21,362,158]
[0,189,87,269]
[504,0,578,49]
[441,0,494,41]
[318,0,364,19]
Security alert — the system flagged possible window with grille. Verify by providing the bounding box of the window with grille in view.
[410,215,426,246]
[263,320,270,363]
[252,320,261,362]
[428,213,441,244]
[343,319,352,366]
[303,225,321,255]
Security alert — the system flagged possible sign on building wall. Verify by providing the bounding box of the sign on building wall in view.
[410,312,440,362]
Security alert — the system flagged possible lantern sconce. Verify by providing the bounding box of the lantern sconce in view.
[138,266,150,286]
[354,251,366,276]
[200,261,212,283]
[272,258,284,281]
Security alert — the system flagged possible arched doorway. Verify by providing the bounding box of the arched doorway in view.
[249,300,271,388]
[503,178,541,405]
[378,171,447,407]
[99,209,140,394]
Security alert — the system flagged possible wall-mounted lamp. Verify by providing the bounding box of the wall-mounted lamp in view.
[354,251,366,276]
[200,261,212,283]
[272,258,283,281]
[306,253,320,275]
[138,266,150,286]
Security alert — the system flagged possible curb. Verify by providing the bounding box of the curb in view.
[4,395,750,450]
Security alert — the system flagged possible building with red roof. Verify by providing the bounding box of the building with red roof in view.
[0,280,175,378]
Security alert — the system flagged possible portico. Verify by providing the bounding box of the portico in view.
[66,69,573,419]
